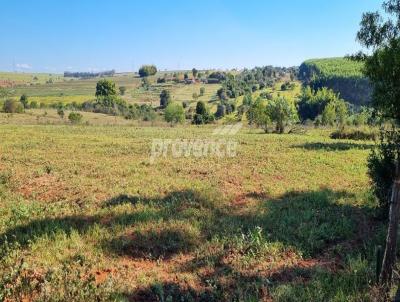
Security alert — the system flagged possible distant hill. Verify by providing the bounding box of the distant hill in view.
[299,57,372,106]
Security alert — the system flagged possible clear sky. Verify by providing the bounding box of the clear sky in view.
[0,0,382,73]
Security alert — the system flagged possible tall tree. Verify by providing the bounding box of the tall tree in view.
[95,79,117,97]
[356,0,400,287]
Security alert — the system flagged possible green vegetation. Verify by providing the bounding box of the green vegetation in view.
[164,102,185,125]
[299,57,372,106]
[138,65,157,77]
[0,123,383,301]
[68,112,83,124]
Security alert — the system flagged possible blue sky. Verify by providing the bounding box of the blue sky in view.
[0,0,382,73]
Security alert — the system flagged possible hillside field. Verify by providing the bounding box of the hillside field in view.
[0,122,385,301]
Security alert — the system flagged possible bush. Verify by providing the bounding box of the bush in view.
[139,65,157,77]
[3,99,24,113]
[330,128,378,141]
[29,101,38,109]
[68,112,83,124]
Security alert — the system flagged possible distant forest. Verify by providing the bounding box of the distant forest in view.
[64,70,115,79]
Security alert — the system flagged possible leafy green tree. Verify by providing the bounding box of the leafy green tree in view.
[266,97,298,133]
[356,0,400,285]
[247,98,270,133]
[20,94,29,109]
[297,87,340,121]
[164,102,185,125]
[95,79,117,97]
[160,90,171,108]
[3,99,24,113]
[68,112,83,124]
[138,65,157,77]
[322,102,336,126]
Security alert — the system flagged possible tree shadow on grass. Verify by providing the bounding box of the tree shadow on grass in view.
[0,188,382,301]
[292,142,373,151]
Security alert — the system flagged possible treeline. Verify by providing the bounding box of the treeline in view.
[220,66,298,99]
[299,58,372,106]
[64,70,115,79]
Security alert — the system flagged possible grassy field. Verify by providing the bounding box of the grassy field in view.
[0,72,221,108]
[0,121,386,301]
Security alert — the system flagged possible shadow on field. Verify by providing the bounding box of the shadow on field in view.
[1,188,380,301]
[292,141,373,151]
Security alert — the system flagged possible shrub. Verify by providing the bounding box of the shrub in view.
[330,128,378,140]
[57,108,65,119]
[29,101,38,109]
[68,112,83,124]
[3,99,24,113]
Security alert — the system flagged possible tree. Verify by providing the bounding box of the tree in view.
[138,65,157,77]
[266,97,298,133]
[164,102,185,125]
[95,79,117,97]
[3,99,24,113]
[321,102,336,126]
[119,86,127,95]
[20,94,29,109]
[192,68,198,79]
[356,0,400,287]
[193,101,213,125]
[68,112,83,124]
[247,98,270,133]
[160,90,171,108]
[184,73,189,80]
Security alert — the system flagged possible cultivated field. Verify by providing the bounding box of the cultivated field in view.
[0,122,384,301]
